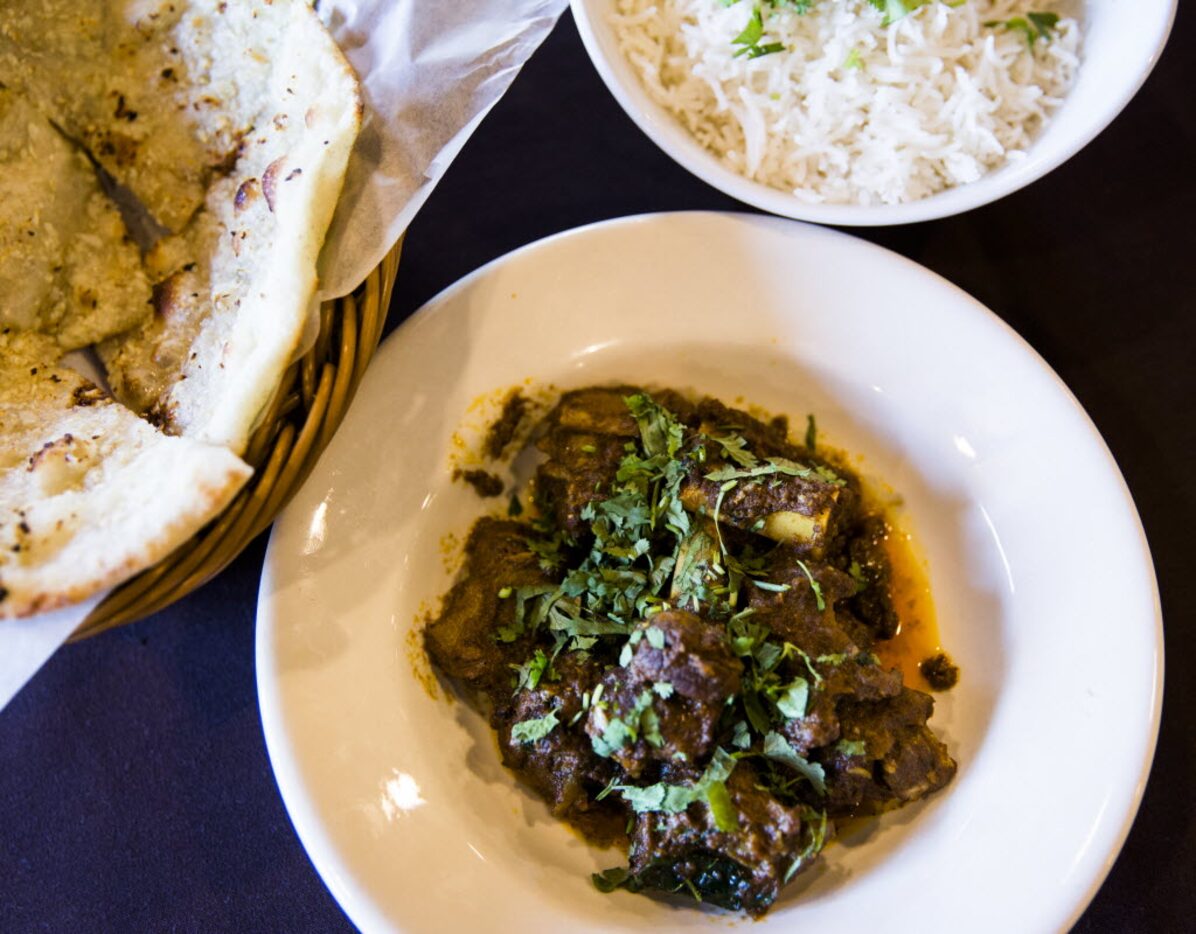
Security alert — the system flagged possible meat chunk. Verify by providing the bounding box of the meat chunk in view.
[780,656,904,756]
[495,654,625,844]
[625,760,826,916]
[536,429,628,537]
[821,688,956,817]
[535,387,644,536]
[423,518,555,695]
[585,611,742,776]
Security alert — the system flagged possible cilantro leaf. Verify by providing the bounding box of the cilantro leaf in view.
[762,731,827,795]
[511,648,552,693]
[774,676,809,720]
[614,748,740,831]
[624,393,684,459]
[592,866,637,893]
[704,455,840,485]
[590,689,663,757]
[712,433,759,469]
[866,0,930,26]
[794,559,826,611]
[985,11,1061,50]
[511,707,560,744]
[784,806,829,882]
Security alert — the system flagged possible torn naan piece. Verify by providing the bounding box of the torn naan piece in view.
[0,88,150,351]
[99,2,362,454]
[0,0,296,232]
[0,334,251,619]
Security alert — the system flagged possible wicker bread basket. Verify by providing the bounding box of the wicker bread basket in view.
[70,240,404,640]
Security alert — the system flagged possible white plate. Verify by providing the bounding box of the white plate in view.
[257,212,1162,933]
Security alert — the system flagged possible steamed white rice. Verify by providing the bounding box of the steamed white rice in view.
[613,0,1081,204]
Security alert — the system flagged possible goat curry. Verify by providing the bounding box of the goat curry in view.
[425,386,956,916]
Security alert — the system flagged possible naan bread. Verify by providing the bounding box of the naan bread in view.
[0,0,295,232]
[0,88,150,350]
[99,0,362,453]
[0,334,251,618]
[0,0,360,618]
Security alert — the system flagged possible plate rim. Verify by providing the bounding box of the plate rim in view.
[256,210,1164,933]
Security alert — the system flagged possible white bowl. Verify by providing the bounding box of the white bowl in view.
[570,0,1176,225]
[257,213,1162,933]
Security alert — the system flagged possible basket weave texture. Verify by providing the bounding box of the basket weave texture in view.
[71,240,404,640]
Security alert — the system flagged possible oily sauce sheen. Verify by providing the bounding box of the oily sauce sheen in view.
[876,525,942,691]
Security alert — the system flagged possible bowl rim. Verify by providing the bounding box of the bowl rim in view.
[569,0,1178,225]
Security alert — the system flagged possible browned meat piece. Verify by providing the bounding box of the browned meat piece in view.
[747,556,904,754]
[545,386,643,437]
[747,552,859,652]
[821,688,956,817]
[536,386,706,536]
[423,518,556,695]
[484,389,528,459]
[585,611,742,776]
[847,515,900,640]
[920,652,960,691]
[626,759,826,915]
[535,386,646,535]
[536,429,628,537]
[679,465,850,556]
[694,397,797,457]
[496,654,625,845]
[781,658,904,756]
[627,611,742,705]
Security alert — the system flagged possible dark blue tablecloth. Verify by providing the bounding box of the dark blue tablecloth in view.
[3,9,1193,932]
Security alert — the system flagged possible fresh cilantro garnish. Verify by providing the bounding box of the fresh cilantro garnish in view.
[774,676,809,720]
[865,0,932,26]
[625,393,685,460]
[511,707,561,744]
[511,648,553,693]
[835,738,868,756]
[984,11,1060,49]
[614,747,740,832]
[591,688,664,758]
[794,559,826,611]
[592,866,635,893]
[712,433,758,469]
[704,456,818,484]
[783,806,829,882]
[762,731,826,795]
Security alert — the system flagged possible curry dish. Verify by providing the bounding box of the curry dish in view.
[425,386,956,916]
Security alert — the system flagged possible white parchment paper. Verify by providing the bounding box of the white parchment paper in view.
[0,0,569,714]
[318,0,570,298]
